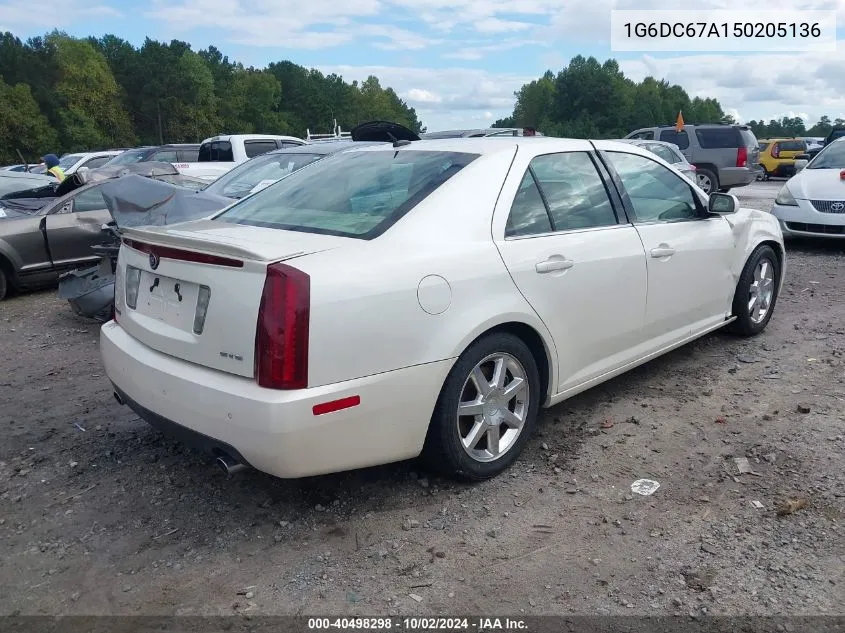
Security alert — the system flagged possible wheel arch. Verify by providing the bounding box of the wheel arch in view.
[451,318,557,405]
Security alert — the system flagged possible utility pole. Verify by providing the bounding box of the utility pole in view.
[157,100,164,145]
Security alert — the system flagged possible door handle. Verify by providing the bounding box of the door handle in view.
[650,247,676,258]
[535,258,574,273]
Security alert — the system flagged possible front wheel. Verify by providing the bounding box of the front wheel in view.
[727,244,780,336]
[422,332,541,481]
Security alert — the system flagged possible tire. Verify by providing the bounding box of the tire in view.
[727,244,780,337]
[696,168,718,194]
[422,332,541,481]
[0,268,7,301]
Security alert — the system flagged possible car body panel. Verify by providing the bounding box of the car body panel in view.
[101,137,785,479]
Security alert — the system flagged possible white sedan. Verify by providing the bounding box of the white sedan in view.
[771,138,845,238]
[101,138,785,481]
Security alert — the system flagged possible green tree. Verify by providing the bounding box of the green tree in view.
[0,78,59,163]
[49,34,135,150]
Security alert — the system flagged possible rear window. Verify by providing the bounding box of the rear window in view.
[244,140,280,158]
[778,140,806,152]
[740,129,758,147]
[107,149,153,166]
[695,127,742,148]
[658,130,689,149]
[217,150,478,239]
[205,152,326,199]
[829,130,845,141]
[198,141,234,162]
[178,148,200,162]
[58,154,84,170]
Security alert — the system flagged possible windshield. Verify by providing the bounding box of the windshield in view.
[106,148,152,166]
[217,150,478,239]
[59,154,84,170]
[206,152,325,199]
[808,141,845,169]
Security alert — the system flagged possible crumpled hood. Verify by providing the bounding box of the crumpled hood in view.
[786,168,845,200]
[100,175,234,229]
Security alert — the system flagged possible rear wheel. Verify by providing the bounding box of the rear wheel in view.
[422,332,541,481]
[727,245,780,336]
[696,168,718,194]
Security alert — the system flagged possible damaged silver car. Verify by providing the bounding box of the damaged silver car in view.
[0,163,208,301]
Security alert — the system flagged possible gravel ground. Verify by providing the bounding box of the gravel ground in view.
[1,180,843,618]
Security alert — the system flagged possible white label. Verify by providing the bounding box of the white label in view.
[610,10,836,52]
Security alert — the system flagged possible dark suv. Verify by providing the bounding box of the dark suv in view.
[624,124,760,194]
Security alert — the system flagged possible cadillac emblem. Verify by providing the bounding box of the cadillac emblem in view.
[149,252,160,270]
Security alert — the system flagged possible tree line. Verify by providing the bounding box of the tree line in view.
[0,31,423,164]
[746,116,845,140]
[493,54,834,142]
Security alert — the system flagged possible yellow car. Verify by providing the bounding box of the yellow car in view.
[757,138,808,180]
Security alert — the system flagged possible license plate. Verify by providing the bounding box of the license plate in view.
[139,271,199,328]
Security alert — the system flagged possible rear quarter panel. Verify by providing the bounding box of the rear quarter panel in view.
[291,146,558,389]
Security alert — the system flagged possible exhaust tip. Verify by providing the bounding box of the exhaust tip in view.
[216,454,246,476]
[113,391,124,406]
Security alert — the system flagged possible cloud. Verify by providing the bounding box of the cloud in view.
[0,0,121,29]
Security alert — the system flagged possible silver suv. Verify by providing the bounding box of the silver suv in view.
[624,124,759,194]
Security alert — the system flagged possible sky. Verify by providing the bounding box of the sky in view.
[2,0,845,132]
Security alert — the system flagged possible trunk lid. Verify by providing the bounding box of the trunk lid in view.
[115,220,349,378]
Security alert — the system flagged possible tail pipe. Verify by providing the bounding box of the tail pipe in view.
[113,391,124,406]
[216,453,246,475]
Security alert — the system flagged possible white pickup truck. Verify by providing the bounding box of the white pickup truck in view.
[175,134,307,182]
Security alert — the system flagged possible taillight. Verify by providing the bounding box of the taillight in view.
[771,144,780,158]
[736,146,748,167]
[125,266,141,309]
[254,262,310,389]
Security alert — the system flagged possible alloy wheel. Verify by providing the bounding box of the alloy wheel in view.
[748,257,775,324]
[697,173,712,193]
[456,353,530,463]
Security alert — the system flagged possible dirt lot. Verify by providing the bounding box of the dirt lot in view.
[1,181,843,618]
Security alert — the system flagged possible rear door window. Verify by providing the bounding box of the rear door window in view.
[198,141,234,162]
[658,130,689,149]
[218,150,477,239]
[505,171,553,237]
[696,127,741,148]
[244,140,279,158]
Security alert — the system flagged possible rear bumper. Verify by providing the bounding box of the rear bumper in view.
[101,321,453,478]
[718,167,757,188]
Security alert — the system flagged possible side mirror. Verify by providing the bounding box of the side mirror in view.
[795,154,811,160]
[794,159,809,172]
[708,192,738,215]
